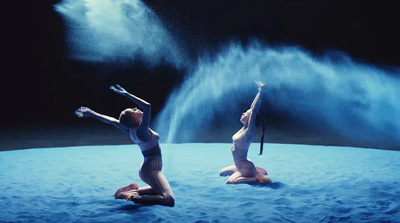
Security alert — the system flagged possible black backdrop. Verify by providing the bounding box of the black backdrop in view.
[2,0,399,149]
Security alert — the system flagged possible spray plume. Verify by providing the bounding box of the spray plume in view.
[55,0,185,67]
[155,42,400,148]
[56,1,400,148]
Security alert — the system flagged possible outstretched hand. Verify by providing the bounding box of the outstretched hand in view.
[109,84,128,96]
[74,106,93,118]
[255,80,266,91]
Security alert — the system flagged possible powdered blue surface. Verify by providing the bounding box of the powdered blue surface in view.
[1,143,399,222]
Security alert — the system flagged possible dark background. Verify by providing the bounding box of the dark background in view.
[2,0,399,150]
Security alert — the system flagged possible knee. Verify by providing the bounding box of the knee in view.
[162,194,175,207]
[220,169,234,176]
[226,179,235,184]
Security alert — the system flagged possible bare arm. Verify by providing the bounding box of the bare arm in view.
[250,81,266,109]
[110,84,151,140]
[247,81,266,132]
[75,107,128,133]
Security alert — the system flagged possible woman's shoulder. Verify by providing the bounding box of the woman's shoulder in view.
[130,128,160,144]
[129,129,142,144]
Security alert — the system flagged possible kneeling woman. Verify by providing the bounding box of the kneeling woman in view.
[220,81,272,184]
[75,84,174,207]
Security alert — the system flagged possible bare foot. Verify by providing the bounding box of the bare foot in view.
[115,190,139,201]
[256,173,272,184]
[114,183,139,198]
[256,167,268,175]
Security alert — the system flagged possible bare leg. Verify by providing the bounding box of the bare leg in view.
[226,171,271,184]
[220,165,237,176]
[226,171,257,184]
[137,185,157,195]
[255,173,272,183]
[133,157,174,207]
[133,170,174,207]
[116,184,174,201]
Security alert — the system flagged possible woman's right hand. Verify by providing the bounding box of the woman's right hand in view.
[255,81,266,91]
[74,106,93,118]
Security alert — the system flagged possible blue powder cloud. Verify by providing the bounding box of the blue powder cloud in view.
[56,1,400,148]
[55,0,186,67]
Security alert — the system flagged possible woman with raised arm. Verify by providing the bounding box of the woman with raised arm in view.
[219,81,272,184]
[75,84,174,207]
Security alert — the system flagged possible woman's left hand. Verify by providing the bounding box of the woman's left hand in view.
[110,84,128,95]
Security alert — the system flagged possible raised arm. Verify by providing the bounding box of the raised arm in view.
[110,84,152,139]
[247,81,266,132]
[75,107,128,133]
[250,81,266,109]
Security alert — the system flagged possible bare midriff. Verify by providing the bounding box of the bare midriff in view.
[232,140,251,162]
